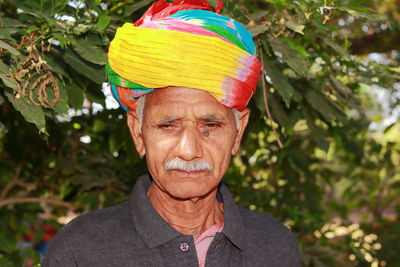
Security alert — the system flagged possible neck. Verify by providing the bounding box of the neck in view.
[147,183,224,240]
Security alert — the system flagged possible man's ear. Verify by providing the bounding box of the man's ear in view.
[231,108,250,155]
[127,110,146,157]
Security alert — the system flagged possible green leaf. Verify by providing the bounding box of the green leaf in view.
[65,81,84,110]
[329,76,363,114]
[4,90,46,131]
[0,28,18,42]
[254,80,295,129]
[63,49,104,83]
[0,74,18,90]
[247,25,269,37]
[86,87,106,106]
[329,75,352,97]
[268,37,308,76]
[54,82,69,114]
[285,21,305,35]
[124,0,154,16]
[325,7,387,22]
[254,80,267,113]
[0,59,10,74]
[304,90,347,123]
[73,24,93,35]
[384,122,396,134]
[51,33,66,48]
[269,94,291,128]
[0,256,14,267]
[32,226,44,244]
[44,54,68,78]
[322,38,350,58]
[20,247,40,265]
[0,17,23,28]
[93,118,108,133]
[23,0,41,9]
[97,15,111,32]
[73,39,107,65]
[302,109,329,151]
[0,40,20,56]
[0,236,17,254]
[389,66,400,73]
[262,57,294,106]
[26,25,39,33]
[109,124,124,153]
[247,10,269,21]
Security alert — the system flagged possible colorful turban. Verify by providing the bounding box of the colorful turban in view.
[107,0,261,111]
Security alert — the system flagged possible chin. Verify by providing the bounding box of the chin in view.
[165,180,215,200]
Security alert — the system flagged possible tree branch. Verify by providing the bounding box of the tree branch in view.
[14,180,60,191]
[0,161,24,200]
[0,197,77,211]
[258,42,284,148]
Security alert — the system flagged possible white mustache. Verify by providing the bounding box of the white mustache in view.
[165,158,212,172]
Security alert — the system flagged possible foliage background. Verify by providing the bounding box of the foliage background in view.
[0,0,399,266]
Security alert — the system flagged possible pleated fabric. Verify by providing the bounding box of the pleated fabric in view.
[107,0,261,111]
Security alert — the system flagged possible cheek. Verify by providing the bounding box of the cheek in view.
[210,129,236,150]
[206,132,236,171]
[143,136,175,171]
[143,127,176,153]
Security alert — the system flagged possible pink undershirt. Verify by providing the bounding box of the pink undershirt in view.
[194,223,224,267]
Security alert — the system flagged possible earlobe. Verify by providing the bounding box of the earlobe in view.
[127,110,146,157]
[231,108,250,155]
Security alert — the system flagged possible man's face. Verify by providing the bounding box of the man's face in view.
[128,87,249,199]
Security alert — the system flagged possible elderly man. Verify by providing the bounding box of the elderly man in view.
[43,0,300,266]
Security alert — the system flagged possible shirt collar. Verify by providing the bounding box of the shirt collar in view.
[218,183,245,250]
[129,174,245,250]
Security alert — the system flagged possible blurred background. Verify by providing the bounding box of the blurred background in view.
[0,0,399,266]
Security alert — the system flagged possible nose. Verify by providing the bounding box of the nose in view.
[176,125,203,161]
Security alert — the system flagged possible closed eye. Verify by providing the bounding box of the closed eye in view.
[157,123,175,129]
[155,116,180,130]
[205,122,222,128]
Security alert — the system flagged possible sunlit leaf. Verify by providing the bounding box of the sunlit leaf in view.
[0,40,20,56]
[97,15,111,32]
[285,21,305,35]
[247,25,269,37]
[269,37,308,76]
[0,17,23,27]
[322,38,350,58]
[0,74,17,90]
[0,59,9,74]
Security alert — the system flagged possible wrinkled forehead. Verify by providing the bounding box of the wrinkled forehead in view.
[144,87,233,120]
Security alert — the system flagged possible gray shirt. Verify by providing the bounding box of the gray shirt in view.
[43,175,300,266]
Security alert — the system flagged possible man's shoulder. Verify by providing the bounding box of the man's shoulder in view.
[62,201,130,234]
[238,206,294,238]
[237,206,300,264]
[47,201,132,249]
[43,201,141,266]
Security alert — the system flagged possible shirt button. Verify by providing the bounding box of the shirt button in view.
[180,242,189,252]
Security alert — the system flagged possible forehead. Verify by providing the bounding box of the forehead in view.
[144,87,231,119]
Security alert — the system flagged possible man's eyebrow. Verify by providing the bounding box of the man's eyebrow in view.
[156,116,180,123]
[199,114,225,121]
